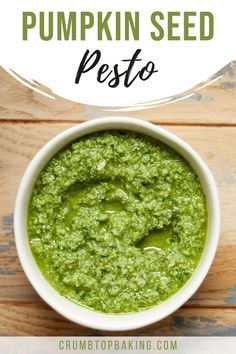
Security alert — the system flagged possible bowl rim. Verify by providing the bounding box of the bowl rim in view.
[14,117,220,331]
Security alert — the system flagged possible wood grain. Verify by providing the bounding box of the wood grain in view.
[0,62,236,123]
[0,304,235,336]
[1,57,236,335]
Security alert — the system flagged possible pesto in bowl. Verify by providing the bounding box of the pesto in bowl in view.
[28,131,207,314]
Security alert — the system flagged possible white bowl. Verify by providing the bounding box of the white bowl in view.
[14,117,220,331]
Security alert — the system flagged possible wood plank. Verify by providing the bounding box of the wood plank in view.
[0,62,236,124]
[0,304,235,336]
[0,124,236,308]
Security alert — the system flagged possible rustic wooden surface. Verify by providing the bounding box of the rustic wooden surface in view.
[1,62,236,124]
[0,64,236,336]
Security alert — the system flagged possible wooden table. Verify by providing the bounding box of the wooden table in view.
[0,63,236,336]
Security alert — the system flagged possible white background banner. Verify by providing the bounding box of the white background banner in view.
[0,337,236,354]
[0,0,236,107]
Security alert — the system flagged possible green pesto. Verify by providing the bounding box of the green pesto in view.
[28,131,207,313]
